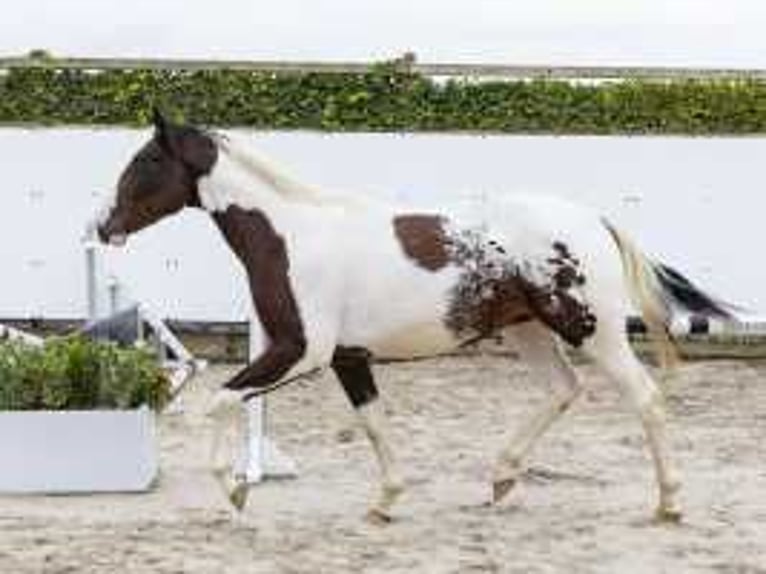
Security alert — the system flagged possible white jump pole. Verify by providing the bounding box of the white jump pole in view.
[245,397,267,482]
[244,321,297,482]
[84,235,99,323]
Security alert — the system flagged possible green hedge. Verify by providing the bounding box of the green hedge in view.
[0,337,171,411]
[2,64,766,133]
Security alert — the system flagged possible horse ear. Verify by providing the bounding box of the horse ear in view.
[152,107,167,131]
[152,107,172,151]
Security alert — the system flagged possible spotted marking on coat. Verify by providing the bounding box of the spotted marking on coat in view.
[520,241,597,347]
[441,225,533,339]
[391,214,597,347]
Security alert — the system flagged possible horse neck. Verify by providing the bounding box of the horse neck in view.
[197,144,292,219]
[204,136,378,213]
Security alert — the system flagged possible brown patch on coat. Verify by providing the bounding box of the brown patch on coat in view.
[212,206,307,391]
[331,346,378,408]
[393,214,450,272]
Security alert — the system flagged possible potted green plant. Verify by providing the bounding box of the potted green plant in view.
[0,336,171,493]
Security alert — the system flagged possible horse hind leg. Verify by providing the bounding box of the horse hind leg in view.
[331,346,404,523]
[584,321,683,522]
[492,321,583,503]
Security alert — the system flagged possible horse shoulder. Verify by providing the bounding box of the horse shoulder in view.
[279,208,350,366]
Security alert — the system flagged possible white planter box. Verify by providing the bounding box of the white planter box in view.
[0,406,157,493]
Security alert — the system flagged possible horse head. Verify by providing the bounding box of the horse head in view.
[96,110,217,245]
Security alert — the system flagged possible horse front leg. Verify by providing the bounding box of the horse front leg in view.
[208,336,306,511]
[208,389,250,510]
[331,346,404,523]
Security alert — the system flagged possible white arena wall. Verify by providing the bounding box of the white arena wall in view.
[1,128,764,321]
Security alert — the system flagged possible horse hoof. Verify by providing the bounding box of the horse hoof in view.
[365,508,394,525]
[229,482,250,512]
[654,506,683,524]
[492,478,517,503]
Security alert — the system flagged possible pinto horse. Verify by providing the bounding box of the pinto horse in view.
[95,111,733,523]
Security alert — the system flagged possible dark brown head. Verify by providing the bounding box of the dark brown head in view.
[96,110,218,245]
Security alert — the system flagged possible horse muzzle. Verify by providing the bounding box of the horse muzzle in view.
[94,215,128,247]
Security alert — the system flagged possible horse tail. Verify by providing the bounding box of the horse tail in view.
[601,219,736,372]
[602,220,678,371]
[651,263,737,319]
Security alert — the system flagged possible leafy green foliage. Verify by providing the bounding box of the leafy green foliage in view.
[0,337,171,411]
[2,64,766,133]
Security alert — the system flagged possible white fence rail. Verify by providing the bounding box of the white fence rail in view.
[3,55,766,81]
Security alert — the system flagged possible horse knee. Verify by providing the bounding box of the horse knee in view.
[209,389,243,419]
[277,334,307,366]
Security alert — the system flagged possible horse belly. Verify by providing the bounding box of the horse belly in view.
[338,266,462,359]
[367,321,458,359]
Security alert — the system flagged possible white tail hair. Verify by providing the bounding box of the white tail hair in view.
[603,220,679,372]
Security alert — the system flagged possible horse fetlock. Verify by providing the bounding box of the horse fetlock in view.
[381,480,405,506]
[493,455,522,482]
[210,459,229,477]
[557,386,582,414]
[367,480,405,524]
[658,479,682,516]
[662,478,682,496]
[208,429,234,478]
